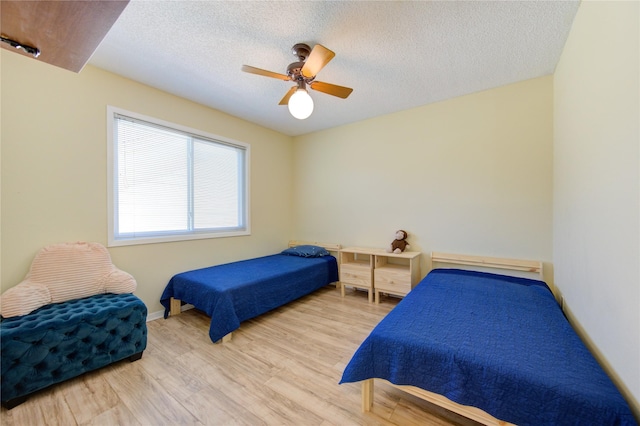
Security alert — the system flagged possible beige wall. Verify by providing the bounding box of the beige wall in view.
[0,51,294,314]
[554,0,640,413]
[292,76,554,279]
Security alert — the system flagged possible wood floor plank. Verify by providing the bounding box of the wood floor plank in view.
[265,375,365,425]
[179,349,324,424]
[1,385,71,425]
[104,359,201,425]
[175,386,266,426]
[54,369,120,424]
[1,285,479,426]
[79,403,142,426]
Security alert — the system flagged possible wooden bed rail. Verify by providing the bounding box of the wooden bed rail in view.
[431,252,544,279]
[363,379,514,426]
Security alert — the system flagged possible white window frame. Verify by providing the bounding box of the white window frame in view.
[107,106,250,247]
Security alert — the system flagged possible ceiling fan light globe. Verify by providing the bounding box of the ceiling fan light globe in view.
[288,89,314,120]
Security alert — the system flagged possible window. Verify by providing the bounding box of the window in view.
[107,107,250,246]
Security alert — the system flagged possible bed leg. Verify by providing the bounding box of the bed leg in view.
[362,379,374,412]
[216,332,232,344]
[170,297,181,316]
[340,282,345,298]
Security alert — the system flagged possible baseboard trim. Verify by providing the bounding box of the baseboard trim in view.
[147,304,194,322]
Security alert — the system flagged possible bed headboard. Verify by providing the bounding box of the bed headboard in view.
[431,252,544,280]
[288,241,342,253]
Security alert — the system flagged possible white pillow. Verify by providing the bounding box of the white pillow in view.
[0,242,136,318]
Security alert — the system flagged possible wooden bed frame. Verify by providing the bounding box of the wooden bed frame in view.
[431,251,543,280]
[169,240,341,343]
[361,251,545,426]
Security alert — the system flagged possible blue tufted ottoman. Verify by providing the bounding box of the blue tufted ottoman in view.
[1,293,147,409]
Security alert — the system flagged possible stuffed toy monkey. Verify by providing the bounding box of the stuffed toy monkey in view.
[387,230,409,254]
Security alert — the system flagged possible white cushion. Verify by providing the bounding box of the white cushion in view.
[0,242,136,318]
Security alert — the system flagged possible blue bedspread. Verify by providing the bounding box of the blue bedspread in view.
[160,254,338,343]
[340,269,636,426]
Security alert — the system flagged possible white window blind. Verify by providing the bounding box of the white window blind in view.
[108,108,249,246]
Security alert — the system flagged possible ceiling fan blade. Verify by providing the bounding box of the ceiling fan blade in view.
[279,86,297,105]
[241,65,290,81]
[309,81,353,99]
[301,44,335,78]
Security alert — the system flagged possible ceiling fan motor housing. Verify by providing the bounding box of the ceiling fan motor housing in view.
[287,43,313,81]
[291,43,311,61]
[286,61,306,80]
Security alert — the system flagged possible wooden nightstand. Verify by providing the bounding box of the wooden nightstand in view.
[339,247,421,303]
[373,250,421,303]
[339,247,375,302]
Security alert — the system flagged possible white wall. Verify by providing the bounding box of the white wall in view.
[554,0,640,413]
[293,76,554,280]
[0,51,294,314]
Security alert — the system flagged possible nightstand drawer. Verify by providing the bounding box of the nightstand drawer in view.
[374,269,411,295]
[340,265,372,287]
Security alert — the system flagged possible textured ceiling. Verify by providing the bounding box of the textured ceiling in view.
[89,1,580,137]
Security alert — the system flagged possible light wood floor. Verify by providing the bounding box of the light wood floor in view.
[1,286,481,426]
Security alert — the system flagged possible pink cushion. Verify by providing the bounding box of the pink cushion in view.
[0,242,137,318]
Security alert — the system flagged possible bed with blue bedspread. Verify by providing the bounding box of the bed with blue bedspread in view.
[340,253,636,426]
[160,243,339,343]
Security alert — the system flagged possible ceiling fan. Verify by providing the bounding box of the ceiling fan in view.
[242,43,353,120]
